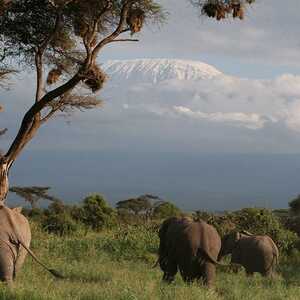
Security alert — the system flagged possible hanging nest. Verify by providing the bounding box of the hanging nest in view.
[83,65,107,93]
[201,0,253,20]
[47,68,62,85]
[232,4,244,19]
[126,8,145,34]
[202,2,218,18]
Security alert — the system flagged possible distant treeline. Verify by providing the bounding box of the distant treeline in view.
[8,187,300,256]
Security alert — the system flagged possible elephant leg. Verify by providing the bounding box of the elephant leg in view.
[14,246,27,279]
[0,243,16,285]
[162,259,177,284]
[203,262,216,288]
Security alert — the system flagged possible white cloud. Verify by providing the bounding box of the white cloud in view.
[173,106,268,130]
[285,100,300,133]
[99,60,300,134]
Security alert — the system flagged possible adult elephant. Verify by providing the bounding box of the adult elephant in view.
[0,204,62,284]
[218,231,279,277]
[158,217,223,287]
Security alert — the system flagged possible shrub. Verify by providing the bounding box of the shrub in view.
[284,216,300,237]
[76,194,116,231]
[289,195,300,215]
[102,223,159,263]
[41,201,79,236]
[22,207,44,222]
[193,211,236,236]
[152,202,181,219]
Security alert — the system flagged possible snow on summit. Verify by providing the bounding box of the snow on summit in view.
[102,59,222,83]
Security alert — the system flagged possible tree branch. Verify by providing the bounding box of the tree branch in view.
[92,1,132,61]
[5,72,82,167]
[108,38,139,43]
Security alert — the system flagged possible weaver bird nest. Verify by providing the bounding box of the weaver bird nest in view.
[47,68,62,85]
[83,65,107,93]
[126,8,145,34]
[201,0,255,20]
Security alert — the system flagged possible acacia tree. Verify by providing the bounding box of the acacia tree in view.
[9,186,60,208]
[116,194,162,219]
[0,0,164,202]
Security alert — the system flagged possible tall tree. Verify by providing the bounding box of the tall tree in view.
[9,186,60,208]
[116,194,162,218]
[0,0,165,202]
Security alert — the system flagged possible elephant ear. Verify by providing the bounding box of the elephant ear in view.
[12,207,22,213]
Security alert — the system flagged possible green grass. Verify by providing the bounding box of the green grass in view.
[3,223,300,300]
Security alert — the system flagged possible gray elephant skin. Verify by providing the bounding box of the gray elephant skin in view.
[158,217,222,287]
[219,231,279,277]
[0,204,62,284]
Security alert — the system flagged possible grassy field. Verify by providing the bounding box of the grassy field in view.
[2,222,300,300]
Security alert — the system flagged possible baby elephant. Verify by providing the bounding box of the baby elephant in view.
[219,231,279,277]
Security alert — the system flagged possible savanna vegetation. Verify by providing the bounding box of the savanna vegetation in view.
[0,192,299,299]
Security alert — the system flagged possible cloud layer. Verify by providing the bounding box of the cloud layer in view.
[99,60,300,135]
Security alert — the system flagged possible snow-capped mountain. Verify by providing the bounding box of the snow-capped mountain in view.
[102,58,222,83]
[96,58,300,133]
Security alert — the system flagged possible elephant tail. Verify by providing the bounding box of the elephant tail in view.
[18,240,64,279]
[266,251,279,274]
[152,257,160,268]
[197,248,229,267]
[266,238,279,273]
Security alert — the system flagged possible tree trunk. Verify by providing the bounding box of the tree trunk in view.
[0,159,9,202]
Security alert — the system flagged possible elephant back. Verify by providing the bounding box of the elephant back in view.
[0,205,31,245]
[159,217,221,264]
[185,220,221,261]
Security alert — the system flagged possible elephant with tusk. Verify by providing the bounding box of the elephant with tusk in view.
[0,204,63,284]
[218,230,279,277]
[157,217,224,288]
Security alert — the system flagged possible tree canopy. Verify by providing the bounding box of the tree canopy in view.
[116,194,160,216]
[9,186,60,208]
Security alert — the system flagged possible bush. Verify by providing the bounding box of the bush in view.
[193,211,236,236]
[22,207,44,223]
[289,195,300,215]
[102,223,159,263]
[152,202,181,219]
[284,216,300,237]
[76,194,116,231]
[41,201,79,236]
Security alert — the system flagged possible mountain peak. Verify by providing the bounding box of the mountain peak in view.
[102,58,222,83]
